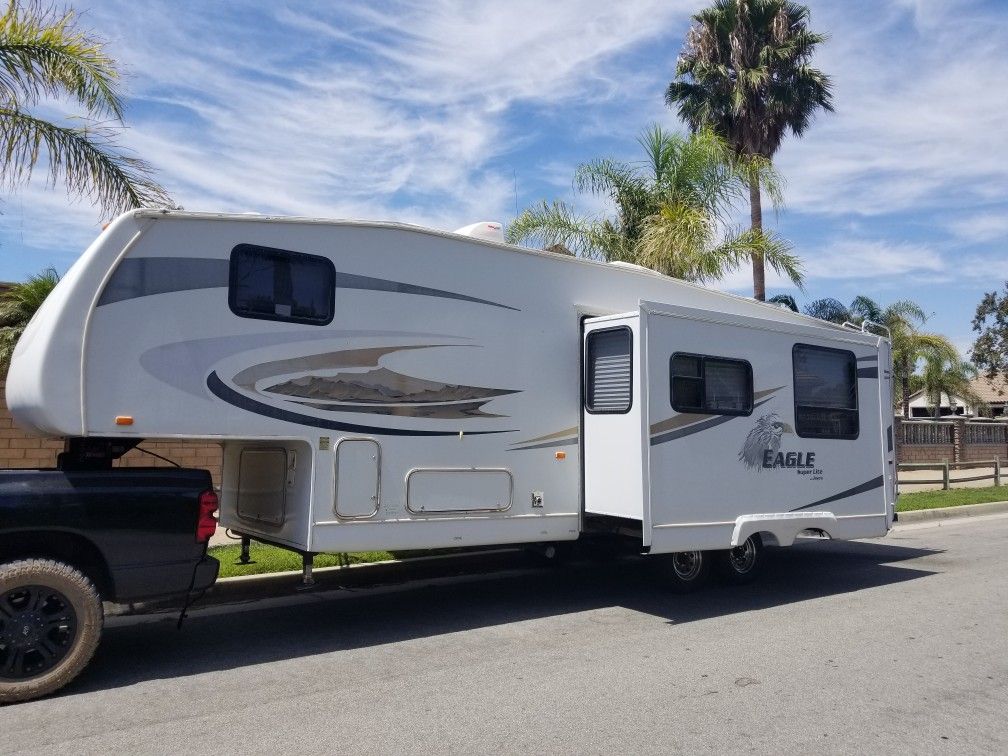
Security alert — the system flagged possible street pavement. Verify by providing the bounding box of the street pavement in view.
[2,514,1007,755]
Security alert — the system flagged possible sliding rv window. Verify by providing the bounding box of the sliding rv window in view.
[670,354,753,415]
[585,327,632,414]
[792,344,858,439]
[229,244,335,325]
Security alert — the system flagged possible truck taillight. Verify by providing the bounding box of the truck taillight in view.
[197,489,219,543]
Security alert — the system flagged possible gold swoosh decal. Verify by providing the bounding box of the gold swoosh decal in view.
[511,426,579,446]
[648,386,785,436]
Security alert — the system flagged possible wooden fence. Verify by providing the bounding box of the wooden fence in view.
[897,459,1001,490]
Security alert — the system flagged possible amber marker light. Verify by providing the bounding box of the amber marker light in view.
[555,450,566,460]
[115,416,134,425]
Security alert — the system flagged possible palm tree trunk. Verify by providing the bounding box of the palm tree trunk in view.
[749,178,765,301]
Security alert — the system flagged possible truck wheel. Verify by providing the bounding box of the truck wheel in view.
[657,550,710,592]
[715,534,763,584]
[0,559,103,704]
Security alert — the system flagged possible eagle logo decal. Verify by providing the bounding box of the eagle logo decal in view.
[739,412,794,470]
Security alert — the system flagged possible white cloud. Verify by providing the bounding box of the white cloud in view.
[803,239,945,279]
[774,1,1008,218]
[947,213,1008,244]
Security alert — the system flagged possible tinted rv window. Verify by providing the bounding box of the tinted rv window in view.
[585,327,632,413]
[670,354,752,415]
[229,244,335,325]
[793,344,858,439]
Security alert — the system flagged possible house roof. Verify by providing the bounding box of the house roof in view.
[969,374,1008,403]
[907,374,1008,406]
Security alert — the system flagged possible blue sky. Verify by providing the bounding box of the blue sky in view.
[1,0,1006,355]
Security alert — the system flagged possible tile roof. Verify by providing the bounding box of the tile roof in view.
[970,374,1008,403]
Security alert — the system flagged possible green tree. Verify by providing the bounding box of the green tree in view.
[971,283,1008,386]
[507,125,803,286]
[802,297,850,324]
[0,0,170,216]
[666,0,833,300]
[767,293,797,311]
[0,265,58,373]
[918,355,985,418]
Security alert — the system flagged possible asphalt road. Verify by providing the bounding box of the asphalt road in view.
[3,514,1007,755]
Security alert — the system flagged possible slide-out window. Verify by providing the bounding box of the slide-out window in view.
[229,244,335,325]
[793,344,858,439]
[670,354,753,415]
[585,327,632,414]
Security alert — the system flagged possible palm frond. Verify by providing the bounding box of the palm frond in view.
[848,295,882,323]
[768,293,798,311]
[0,0,122,118]
[506,200,616,261]
[0,108,172,216]
[803,297,849,324]
[0,264,59,372]
[725,227,804,289]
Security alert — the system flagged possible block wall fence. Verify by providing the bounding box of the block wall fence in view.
[895,417,1008,465]
[0,380,222,485]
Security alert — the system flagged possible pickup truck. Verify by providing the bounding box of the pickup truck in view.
[0,454,219,704]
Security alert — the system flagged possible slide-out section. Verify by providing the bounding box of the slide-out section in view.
[581,312,647,522]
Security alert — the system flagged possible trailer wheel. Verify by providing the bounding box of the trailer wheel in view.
[0,559,104,704]
[715,534,763,584]
[657,550,710,591]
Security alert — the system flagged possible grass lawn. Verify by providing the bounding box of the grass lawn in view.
[896,485,1008,512]
[210,543,394,578]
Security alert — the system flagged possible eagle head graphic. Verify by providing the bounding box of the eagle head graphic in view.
[739,412,794,470]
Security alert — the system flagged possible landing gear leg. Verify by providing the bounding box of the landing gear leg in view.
[238,535,252,565]
[299,553,315,589]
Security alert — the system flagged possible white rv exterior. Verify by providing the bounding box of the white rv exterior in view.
[7,210,896,558]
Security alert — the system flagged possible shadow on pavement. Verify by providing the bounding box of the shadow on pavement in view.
[69,538,937,698]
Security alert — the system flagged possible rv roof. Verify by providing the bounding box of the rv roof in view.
[126,209,863,339]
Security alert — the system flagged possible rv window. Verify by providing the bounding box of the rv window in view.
[229,244,335,325]
[585,327,632,413]
[670,353,752,416]
[792,344,858,439]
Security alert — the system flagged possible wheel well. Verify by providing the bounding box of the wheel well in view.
[755,530,779,547]
[0,531,114,598]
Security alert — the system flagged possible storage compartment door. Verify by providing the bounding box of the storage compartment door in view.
[335,439,380,519]
[236,447,289,525]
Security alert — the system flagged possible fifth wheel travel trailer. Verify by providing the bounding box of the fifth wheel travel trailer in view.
[6,210,896,586]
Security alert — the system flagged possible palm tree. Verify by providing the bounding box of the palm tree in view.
[802,297,849,324]
[507,125,803,287]
[767,293,797,311]
[666,0,833,300]
[919,355,985,418]
[0,266,58,373]
[0,0,170,216]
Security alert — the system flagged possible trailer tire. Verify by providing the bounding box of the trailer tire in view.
[0,559,104,704]
[715,534,763,584]
[656,550,710,592]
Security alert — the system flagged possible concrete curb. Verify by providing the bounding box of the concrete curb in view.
[896,500,1008,523]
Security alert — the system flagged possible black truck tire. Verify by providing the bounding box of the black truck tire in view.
[0,559,104,704]
[714,534,764,585]
[655,549,710,592]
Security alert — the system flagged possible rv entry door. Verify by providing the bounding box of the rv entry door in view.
[582,313,647,522]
